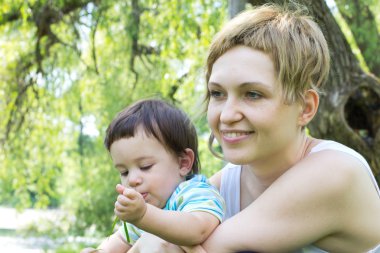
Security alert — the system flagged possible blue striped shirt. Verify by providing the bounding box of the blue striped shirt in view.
[120,174,225,244]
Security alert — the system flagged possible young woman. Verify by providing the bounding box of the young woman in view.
[202,3,380,253]
[127,3,380,253]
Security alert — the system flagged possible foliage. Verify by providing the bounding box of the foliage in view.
[334,0,380,76]
[0,0,226,234]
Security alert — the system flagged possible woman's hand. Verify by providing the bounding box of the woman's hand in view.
[129,233,185,253]
[181,245,207,253]
[80,230,130,253]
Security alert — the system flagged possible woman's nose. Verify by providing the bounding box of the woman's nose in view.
[220,98,243,124]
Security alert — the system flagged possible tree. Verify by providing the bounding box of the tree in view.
[0,0,226,234]
[334,0,380,76]
[230,0,380,183]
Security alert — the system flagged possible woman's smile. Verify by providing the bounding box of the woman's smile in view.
[220,130,254,144]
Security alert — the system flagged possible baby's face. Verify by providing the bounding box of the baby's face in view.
[110,128,185,209]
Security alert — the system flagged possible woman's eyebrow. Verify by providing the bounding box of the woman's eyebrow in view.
[208,81,271,88]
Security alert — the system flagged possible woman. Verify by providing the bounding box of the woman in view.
[129,3,380,253]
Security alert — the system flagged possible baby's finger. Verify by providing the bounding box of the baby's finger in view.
[116,194,131,206]
[116,184,125,194]
[123,187,139,199]
[114,201,128,216]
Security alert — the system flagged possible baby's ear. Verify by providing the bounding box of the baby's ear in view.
[179,148,195,176]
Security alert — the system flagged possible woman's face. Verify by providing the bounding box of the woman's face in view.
[207,46,304,165]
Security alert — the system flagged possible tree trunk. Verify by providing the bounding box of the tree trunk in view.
[229,0,247,18]
[230,0,380,183]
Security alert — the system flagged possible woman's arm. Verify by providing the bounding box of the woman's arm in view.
[81,230,131,253]
[203,152,365,252]
[128,233,185,253]
[127,233,208,253]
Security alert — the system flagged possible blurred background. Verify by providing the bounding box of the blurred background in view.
[0,0,379,251]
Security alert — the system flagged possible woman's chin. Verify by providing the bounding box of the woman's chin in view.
[224,154,253,165]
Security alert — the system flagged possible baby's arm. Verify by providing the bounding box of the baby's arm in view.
[136,205,220,246]
[81,230,131,253]
[115,184,221,246]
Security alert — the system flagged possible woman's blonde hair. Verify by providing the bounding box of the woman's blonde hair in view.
[205,3,330,104]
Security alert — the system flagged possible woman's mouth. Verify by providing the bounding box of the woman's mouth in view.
[221,130,254,143]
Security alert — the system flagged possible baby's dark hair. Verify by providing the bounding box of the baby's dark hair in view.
[104,98,200,174]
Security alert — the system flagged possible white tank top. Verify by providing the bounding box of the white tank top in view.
[220,140,380,252]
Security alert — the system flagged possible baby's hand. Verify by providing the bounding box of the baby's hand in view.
[115,184,147,224]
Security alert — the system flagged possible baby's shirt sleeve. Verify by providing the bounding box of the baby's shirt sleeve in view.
[166,174,225,222]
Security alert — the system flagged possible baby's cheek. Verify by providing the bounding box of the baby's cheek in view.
[120,177,128,187]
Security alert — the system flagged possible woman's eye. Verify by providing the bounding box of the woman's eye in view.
[209,90,224,98]
[246,91,262,99]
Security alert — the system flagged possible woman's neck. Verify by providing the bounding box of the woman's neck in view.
[243,134,315,191]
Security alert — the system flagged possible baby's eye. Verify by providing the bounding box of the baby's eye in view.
[140,165,153,171]
[120,171,129,177]
[246,91,262,99]
[209,90,224,99]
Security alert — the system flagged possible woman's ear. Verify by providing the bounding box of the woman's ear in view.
[298,89,319,127]
[179,148,195,176]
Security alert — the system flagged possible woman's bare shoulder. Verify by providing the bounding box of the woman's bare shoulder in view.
[286,149,364,194]
[274,149,377,218]
[209,170,223,190]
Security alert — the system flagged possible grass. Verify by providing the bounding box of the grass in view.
[111,217,130,243]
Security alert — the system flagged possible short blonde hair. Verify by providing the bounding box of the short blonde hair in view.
[205,3,330,104]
